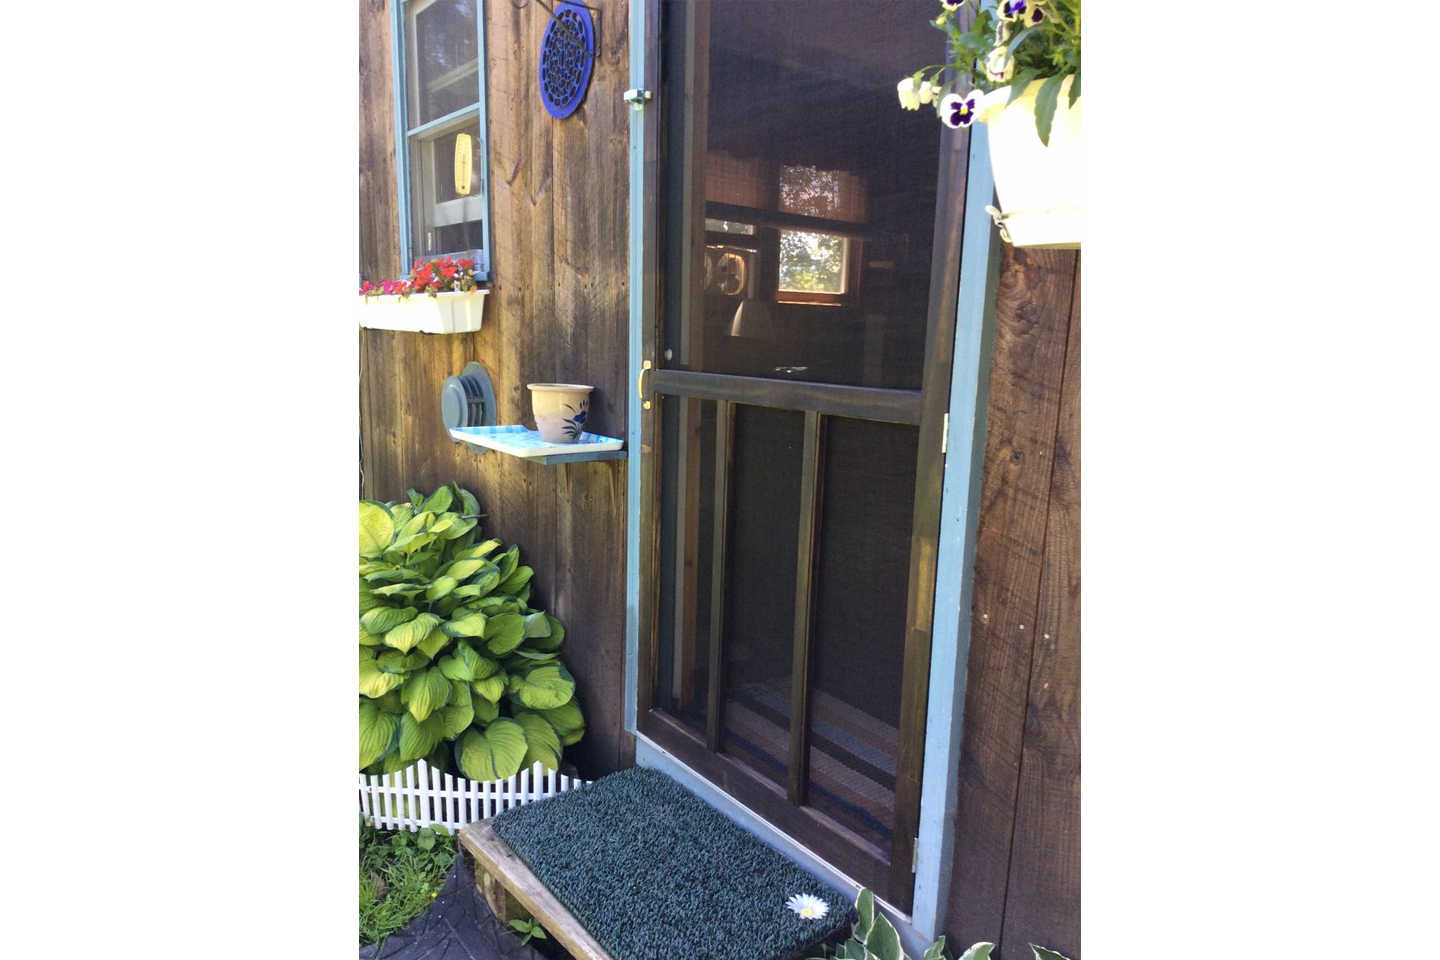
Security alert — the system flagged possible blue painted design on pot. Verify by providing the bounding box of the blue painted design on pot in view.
[528,383,595,443]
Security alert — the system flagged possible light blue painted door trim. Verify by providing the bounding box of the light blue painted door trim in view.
[623,0,647,737]
[909,123,1003,941]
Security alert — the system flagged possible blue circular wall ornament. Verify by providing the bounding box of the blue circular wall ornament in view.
[539,2,595,119]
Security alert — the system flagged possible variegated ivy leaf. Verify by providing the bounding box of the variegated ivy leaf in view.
[359,698,400,768]
[385,612,442,654]
[1028,948,1068,960]
[513,711,562,771]
[443,612,488,638]
[956,945,995,960]
[455,718,527,781]
[359,501,395,558]
[920,936,947,960]
[360,659,406,698]
[854,888,875,941]
[361,605,416,636]
[483,613,526,655]
[398,711,446,762]
[865,913,902,960]
[507,663,575,710]
[401,666,452,722]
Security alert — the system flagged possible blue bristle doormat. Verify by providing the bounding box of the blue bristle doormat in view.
[490,766,854,960]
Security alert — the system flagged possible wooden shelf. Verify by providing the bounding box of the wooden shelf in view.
[449,425,626,465]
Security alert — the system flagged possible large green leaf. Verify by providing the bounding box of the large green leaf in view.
[441,682,475,737]
[866,914,902,960]
[497,565,534,595]
[401,666,452,722]
[483,613,526,655]
[452,570,500,599]
[359,698,400,768]
[522,611,552,639]
[443,611,488,638]
[438,516,477,540]
[455,718,528,781]
[472,696,500,723]
[360,605,415,636]
[376,649,429,675]
[359,624,383,647]
[359,644,376,662]
[398,712,446,762]
[496,546,520,581]
[359,501,395,558]
[384,612,441,654]
[514,712,562,771]
[458,488,480,516]
[438,641,486,682]
[371,582,425,599]
[1033,73,1066,146]
[527,614,566,651]
[453,539,502,561]
[421,486,454,514]
[471,674,507,703]
[444,558,490,582]
[538,698,585,746]
[507,663,575,710]
[359,659,406,698]
[390,502,414,531]
[359,580,385,614]
[425,576,458,601]
[372,689,404,714]
[416,625,450,659]
[855,888,875,942]
[1028,948,1068,960]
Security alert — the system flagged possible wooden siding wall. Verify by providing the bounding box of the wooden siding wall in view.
[359,2,1079,954]
[945,249,1081,959]
[358,0,632,778]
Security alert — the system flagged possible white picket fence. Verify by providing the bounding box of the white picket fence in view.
[359,759,591,832]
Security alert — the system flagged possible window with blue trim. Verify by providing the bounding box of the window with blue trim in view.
[393,0,493,278]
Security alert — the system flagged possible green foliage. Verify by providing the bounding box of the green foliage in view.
[903,0,1080,144]
[359,483,585,782]
[508,917,549,946]
[359,815,457,947]
[810,888,1072,960]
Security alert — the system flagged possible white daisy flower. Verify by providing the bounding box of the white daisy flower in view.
[897,77,922,111]
[786,893,829,920]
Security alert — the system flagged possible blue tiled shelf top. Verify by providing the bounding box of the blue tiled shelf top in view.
[449,425,625,463]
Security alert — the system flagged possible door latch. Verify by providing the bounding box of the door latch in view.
[637,359,653,409]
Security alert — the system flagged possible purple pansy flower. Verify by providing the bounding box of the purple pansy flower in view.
[1001,0,1044,22]
[939,90,980,129]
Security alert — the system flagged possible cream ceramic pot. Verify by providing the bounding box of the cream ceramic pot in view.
[527,383,594,443]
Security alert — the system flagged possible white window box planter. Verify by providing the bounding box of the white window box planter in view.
[358,289,489,334]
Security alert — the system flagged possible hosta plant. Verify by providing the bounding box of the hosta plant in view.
[359,483,585,784]
[805,888,1071,960]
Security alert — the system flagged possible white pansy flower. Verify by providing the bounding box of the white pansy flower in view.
[984,47,1014,83]
[918,80,938,105]
[939,90,982,129]
[897,77,922,110]
[786,893,830,920]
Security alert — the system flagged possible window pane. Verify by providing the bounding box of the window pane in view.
[662,0,946,390]
[409,0,479,127]
[805,417,919,851]
[409,121,485,260]
[778,231,847,294]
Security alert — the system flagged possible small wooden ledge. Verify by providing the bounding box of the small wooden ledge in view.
[459,820,616,960]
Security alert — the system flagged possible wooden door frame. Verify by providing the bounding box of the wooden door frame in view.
[624,0,1004,946]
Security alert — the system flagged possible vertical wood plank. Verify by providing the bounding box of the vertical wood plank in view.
[706,399,734,751]
[944,246,1079,951]
[999,262,1081,959]
[787,410,824,804]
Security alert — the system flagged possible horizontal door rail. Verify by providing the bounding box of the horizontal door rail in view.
[650,369,922,425]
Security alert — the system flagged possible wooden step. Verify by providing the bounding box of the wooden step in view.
[459,819,616,960]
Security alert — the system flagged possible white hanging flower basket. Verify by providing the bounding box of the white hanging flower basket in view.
[358,289,489,334]
[977,76,1081,249]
